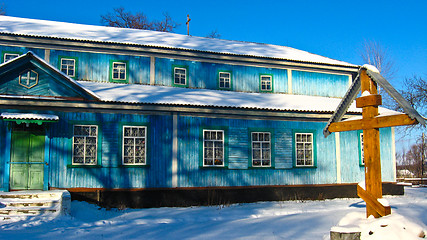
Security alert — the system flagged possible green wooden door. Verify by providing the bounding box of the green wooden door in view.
[10,130,45,190]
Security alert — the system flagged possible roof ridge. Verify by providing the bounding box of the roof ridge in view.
[0,15,356,67]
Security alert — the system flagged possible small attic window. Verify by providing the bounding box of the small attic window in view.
[172,66,188,87]
[60,58,76,77]
[110,60,128,83]
[113,62,126,80]
[3,53,19,63]
[260,75,273,92]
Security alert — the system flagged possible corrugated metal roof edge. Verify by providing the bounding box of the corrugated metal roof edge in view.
[96,99,363,114]
[0,93,363,115]
[0,32,359,70]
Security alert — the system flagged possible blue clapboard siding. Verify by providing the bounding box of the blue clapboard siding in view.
[0,108,397,189]
[155,57,288,93]
[0,121,5,190]
[339,128,395,183]
[177,116,339,187]
[379,128,395,182]
[49,50,151,84]
[0,45,45,62]
[292,70,350,98]
[46,111,172,189]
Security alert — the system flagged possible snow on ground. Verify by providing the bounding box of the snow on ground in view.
[0,187,425,240]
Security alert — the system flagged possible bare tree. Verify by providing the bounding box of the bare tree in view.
[399,75,427,132]
[152,13,179,32]
[206,30,221,39]
[360,40,396,80]
[101,8,178,32]
[0,3,6,15]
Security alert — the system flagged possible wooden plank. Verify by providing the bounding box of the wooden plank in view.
[328,114,417,132]
[357,184,391,217]
[360,69,382,218]
[356,94,382,108]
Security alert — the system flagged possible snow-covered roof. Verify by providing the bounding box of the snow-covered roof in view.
[0,16,356,67]
[78,81,396,115]
[1,112,59,121]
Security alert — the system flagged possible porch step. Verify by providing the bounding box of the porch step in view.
[0,190,70,218]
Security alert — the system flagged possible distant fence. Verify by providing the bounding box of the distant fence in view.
[397,178,427,185]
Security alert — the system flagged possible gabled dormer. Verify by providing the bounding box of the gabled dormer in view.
[0,51,99,101]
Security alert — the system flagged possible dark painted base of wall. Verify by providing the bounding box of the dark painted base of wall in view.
[63,183,404,209]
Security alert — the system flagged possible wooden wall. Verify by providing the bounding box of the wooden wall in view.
[0,109,396,190]
[0,45,351,98]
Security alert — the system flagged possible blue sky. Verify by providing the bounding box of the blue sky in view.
[2,0,425,84]
[2,0,426,149]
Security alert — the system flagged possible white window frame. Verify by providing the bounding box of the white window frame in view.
[112,62,127,80]
[122,126,147,166]
[251,132,271,167]
[72,125,98,165]
[174,67,187,85]
[359,132,365,165]
[219,72,231,89]
[295,133,314,167]
[4,53,19,62]
[260,75,272,91]
[203,130,224,167]
[60,58,76,77]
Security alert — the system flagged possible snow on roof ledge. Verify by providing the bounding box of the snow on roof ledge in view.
[362,64,380,73]
[77,81,397,114]
[1,112,59,121]
[0,15,357,67]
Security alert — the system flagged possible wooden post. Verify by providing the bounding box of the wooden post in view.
[360,69,382,218]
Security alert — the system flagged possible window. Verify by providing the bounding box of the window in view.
[18,69,38,89]
[219,72,231,89]
[4,53,19,62]
[295,133,314,166]
[123,126,147,165]
[203,130,224,167]
[72,125,98,165]
[260,75,273,92]
[60,58,76,77]
[359,132,364,165]
[174,67,187,86]
[112,62,127,80]
[251,132,271,167]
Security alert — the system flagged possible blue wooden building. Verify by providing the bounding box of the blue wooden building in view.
[0,16,401,207]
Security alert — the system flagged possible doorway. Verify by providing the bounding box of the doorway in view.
[9,124,45,190]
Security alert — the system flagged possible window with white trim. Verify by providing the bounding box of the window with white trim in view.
[72,125,98,165]
[203,130,224,166]
[112,62,126,80]
[174,67,187,85]
[219,72,231,89]
[60,58,76,77]
[359,132,364,165]
[260,75,272,91]
[251,132,271,167]
[123,126,147,165]
[295,133,314,166]
[4,53,19,62]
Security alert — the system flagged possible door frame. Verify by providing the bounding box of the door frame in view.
[3,124,50,191]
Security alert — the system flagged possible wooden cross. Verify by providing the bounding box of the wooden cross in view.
[186,14,191,36]
[327,69,419,218]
